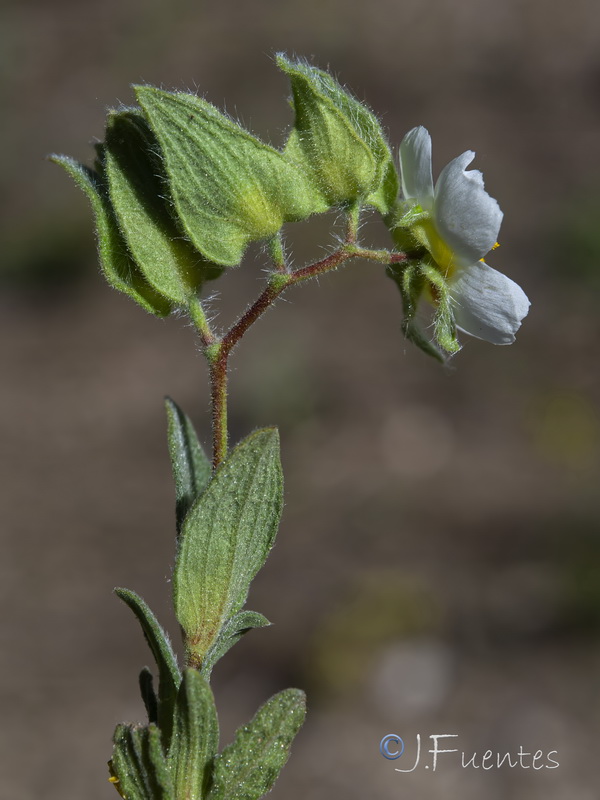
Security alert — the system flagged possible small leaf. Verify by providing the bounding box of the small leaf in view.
[165,397,212,535]
[104,109,223,305]
[139,666,158,724]
[278,54,397,211]
[168,669,219,800]
[208,688,306,800]
[201,610,271,679]
[135,86,328,266]
[49,155,172,317]
[109,723,174,800]
[173,429,283,667]
[115,588,181,747]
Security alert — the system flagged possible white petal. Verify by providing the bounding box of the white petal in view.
[399,126,434,210]
[450,262,530,345]
[434,151,503,266]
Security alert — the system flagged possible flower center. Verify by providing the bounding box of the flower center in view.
[413,218,458,280]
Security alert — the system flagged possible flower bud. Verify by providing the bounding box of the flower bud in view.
[277,54,398,213]
[104,109,222,305]
[135,86,328,266]
[50,154,173,316]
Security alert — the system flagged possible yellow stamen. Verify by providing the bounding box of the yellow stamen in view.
[480,241,500,262]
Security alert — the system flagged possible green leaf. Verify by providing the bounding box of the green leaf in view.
[115,588,181,747]
[201,610,271,679]
[208,688,306,800]
[104,109,223,305]
[135,86,328,266]
[168,669,219,800]
[278,54,397,211]
[139,666,158,724]
[109,723,174,800]
[173,428,283,667]
[49,155,172,317]
[165,397,212,535]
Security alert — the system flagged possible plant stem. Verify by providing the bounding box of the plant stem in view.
[205,250,351,470]
[191,232,407,471]
[291,247,351,284]
[346,246,408,265]
[221,278,291,359]
[345,201,360,244]
[188,294,216,347]
[207,277,293,470]
[208,348,228,471]
[268,233,288,273]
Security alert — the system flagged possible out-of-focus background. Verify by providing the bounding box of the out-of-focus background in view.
[2,0,600,797]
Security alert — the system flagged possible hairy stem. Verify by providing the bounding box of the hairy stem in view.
[208,348,228,471]
[191,227,407,470]
[188,294,216,347]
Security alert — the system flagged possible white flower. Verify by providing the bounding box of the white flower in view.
[399,126,530,345]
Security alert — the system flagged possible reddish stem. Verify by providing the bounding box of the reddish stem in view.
[208,244,406,470]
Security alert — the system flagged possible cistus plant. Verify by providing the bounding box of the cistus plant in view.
[51,54,530,800]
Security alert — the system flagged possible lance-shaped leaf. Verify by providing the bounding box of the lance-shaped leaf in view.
[115,588,181,746]
[173,428,283,667]
[104,109,223,305]
[168,669,219,800]
[277,54,398,214]
[134,86,328,266]
[165,397,212,535]
[49,155,172,317]
[208,689,306,800]
[201,610,271,679]
[139,666,159,724]
[109,723,174,800]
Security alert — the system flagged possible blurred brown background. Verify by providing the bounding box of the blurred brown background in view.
[2,0,600,797]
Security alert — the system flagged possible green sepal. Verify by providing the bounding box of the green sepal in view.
[134,86,328,266]
[173,429,283,668]
[115,588,181,747]
[109,723,174,800]
[201,610,271,679]
[277,54,397,212]
[139,666,159,724]
[49,155,172,317]
[387,262,446,363]
[165,397,212,535]
[402,317,447,362]
[388,203,461,357]
[419,262,462,355]
[208,688,306,800]
[104,109,223,305]
[168,668,219,800]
